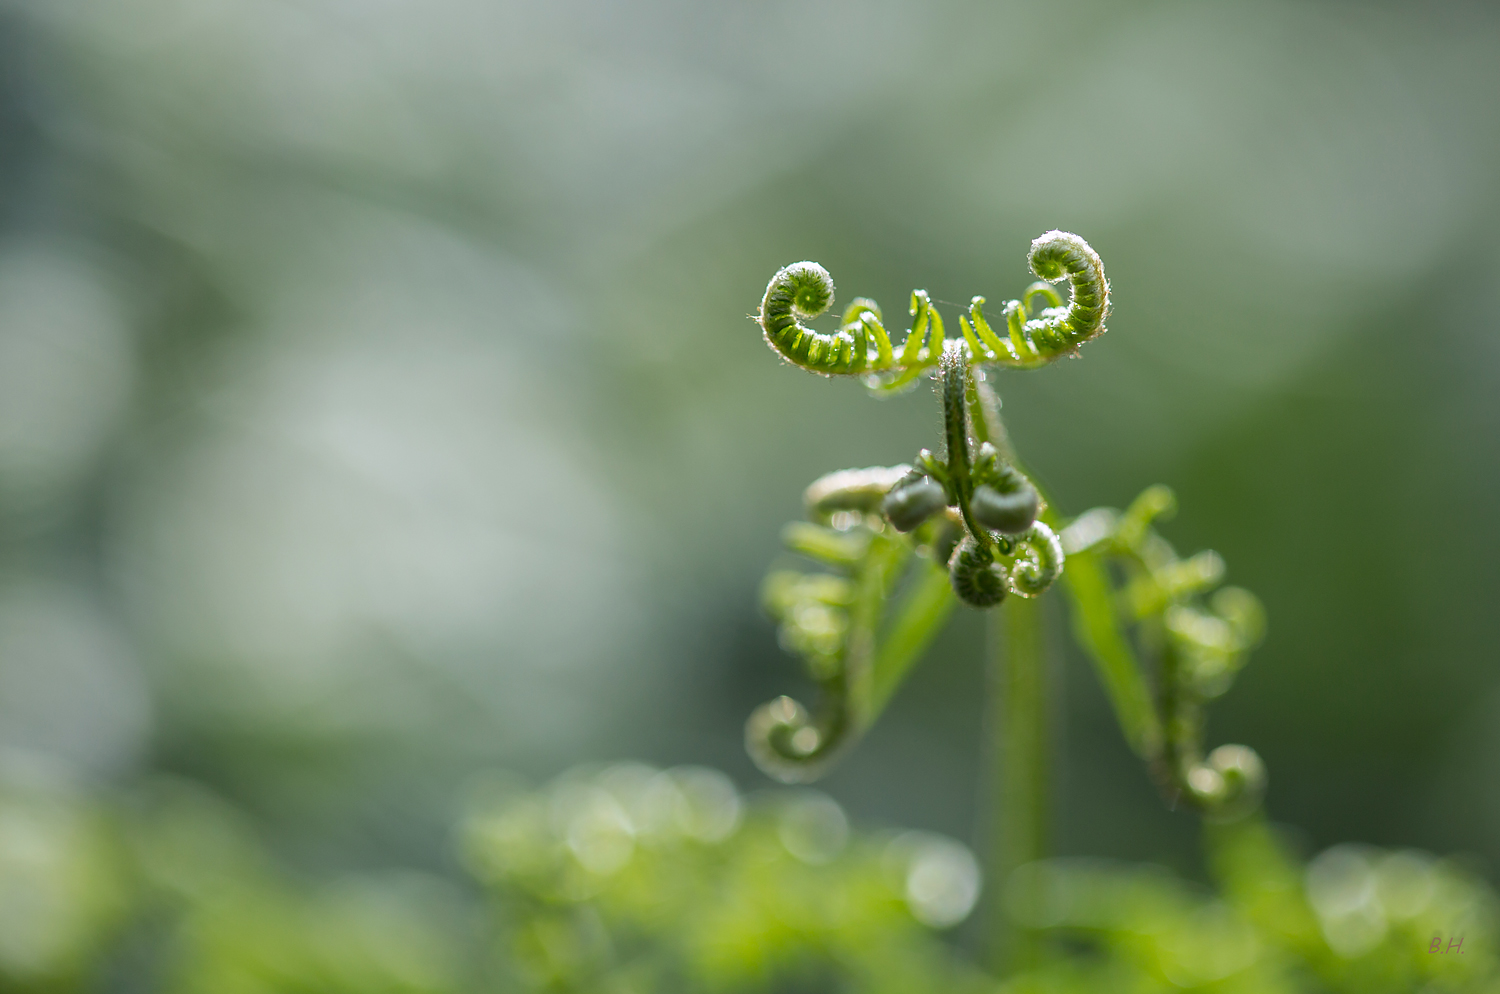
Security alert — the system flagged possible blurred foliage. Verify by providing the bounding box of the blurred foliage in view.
[462,762,985,994]
[3,756,1496,993]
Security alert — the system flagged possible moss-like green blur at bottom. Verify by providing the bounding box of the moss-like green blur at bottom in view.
[2,756,1494,994]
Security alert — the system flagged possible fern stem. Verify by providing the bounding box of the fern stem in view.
[985,594,1049,974]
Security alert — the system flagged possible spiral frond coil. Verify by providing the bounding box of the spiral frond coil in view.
[1007,523,1064,598]
[949,537,1009,607]
[757,232,1108,387]
[1022,230,1110,355]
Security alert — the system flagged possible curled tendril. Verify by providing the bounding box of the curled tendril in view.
[957,231,1109,369]
[1007,523,1064,598]
[1022,230,1109,355]
[948,521,1061,604]
[757,232,1108,387]
[757,262,856,374]
[1061,486,1267,818]
[949,536,1009,607]
[745,695,844,784]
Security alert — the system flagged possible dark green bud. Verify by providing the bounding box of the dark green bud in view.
[882,479,947,532]
[949,537,1008,608]
[971,482,1039,534]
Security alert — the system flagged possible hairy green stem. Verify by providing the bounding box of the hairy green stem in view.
[969,376,1049,975]
[986,594,1049,974]
[941,344,991,556]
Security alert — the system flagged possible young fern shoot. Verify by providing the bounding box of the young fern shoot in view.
[745,229,1266,828]
[746,234,1099,782]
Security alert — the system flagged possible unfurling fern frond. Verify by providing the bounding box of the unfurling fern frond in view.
[746,229,1268,826]
[756,231,1109,390]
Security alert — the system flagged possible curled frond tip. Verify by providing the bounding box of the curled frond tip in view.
[755,231,1110,381]
[1025,230,1110,353]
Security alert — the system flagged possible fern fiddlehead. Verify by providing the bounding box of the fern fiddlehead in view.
[757,231,1110,391]
[1017,230,1110,355]
[746,236,1093,782]
[746,230,1269,829]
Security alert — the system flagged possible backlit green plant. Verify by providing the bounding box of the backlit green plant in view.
[746,232,1273,967]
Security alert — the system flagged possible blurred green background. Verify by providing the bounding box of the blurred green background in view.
[0,0,1497,980]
